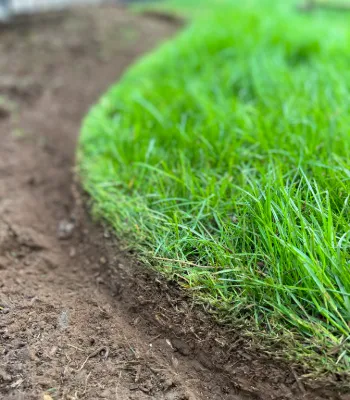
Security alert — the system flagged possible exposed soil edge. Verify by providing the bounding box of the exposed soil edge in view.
[75,179,350,400]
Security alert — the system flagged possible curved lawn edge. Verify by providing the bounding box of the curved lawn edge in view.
[78,2,350,377]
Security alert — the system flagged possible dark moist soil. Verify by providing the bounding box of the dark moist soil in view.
[0,5,349,400]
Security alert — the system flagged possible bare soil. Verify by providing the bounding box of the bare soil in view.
[0,5,349,400]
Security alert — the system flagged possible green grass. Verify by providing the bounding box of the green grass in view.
[79,0,350,373]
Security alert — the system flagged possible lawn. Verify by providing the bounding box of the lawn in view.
[78,0,350,373]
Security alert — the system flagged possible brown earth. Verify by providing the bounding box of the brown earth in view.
[0,5,349,400]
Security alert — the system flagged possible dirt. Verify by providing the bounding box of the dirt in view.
[0,5,349,400]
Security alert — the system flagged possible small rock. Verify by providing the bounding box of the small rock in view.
[99,256,107,265]
[49,346,58,356]
[0,368,12,382]
[231,215,238,224]
[162,378,174,391]
[171,356,179,369]
[96,277,104,285]
[28,348,39,361]
[57,220,75,240]
[69,247,76,258]
[58,310,69,330]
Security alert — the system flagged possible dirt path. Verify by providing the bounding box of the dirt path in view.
[0,8,197,400]
[0,6,348,400]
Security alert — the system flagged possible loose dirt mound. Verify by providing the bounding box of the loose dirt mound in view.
[0,5,348,400]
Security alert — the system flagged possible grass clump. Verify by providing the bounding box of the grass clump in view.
[79,1,350,373]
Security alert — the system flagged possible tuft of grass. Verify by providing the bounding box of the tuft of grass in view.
[79,0,350,374]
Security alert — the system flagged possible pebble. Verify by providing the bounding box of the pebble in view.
[69,247,76,257]
[57,220,75,240]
